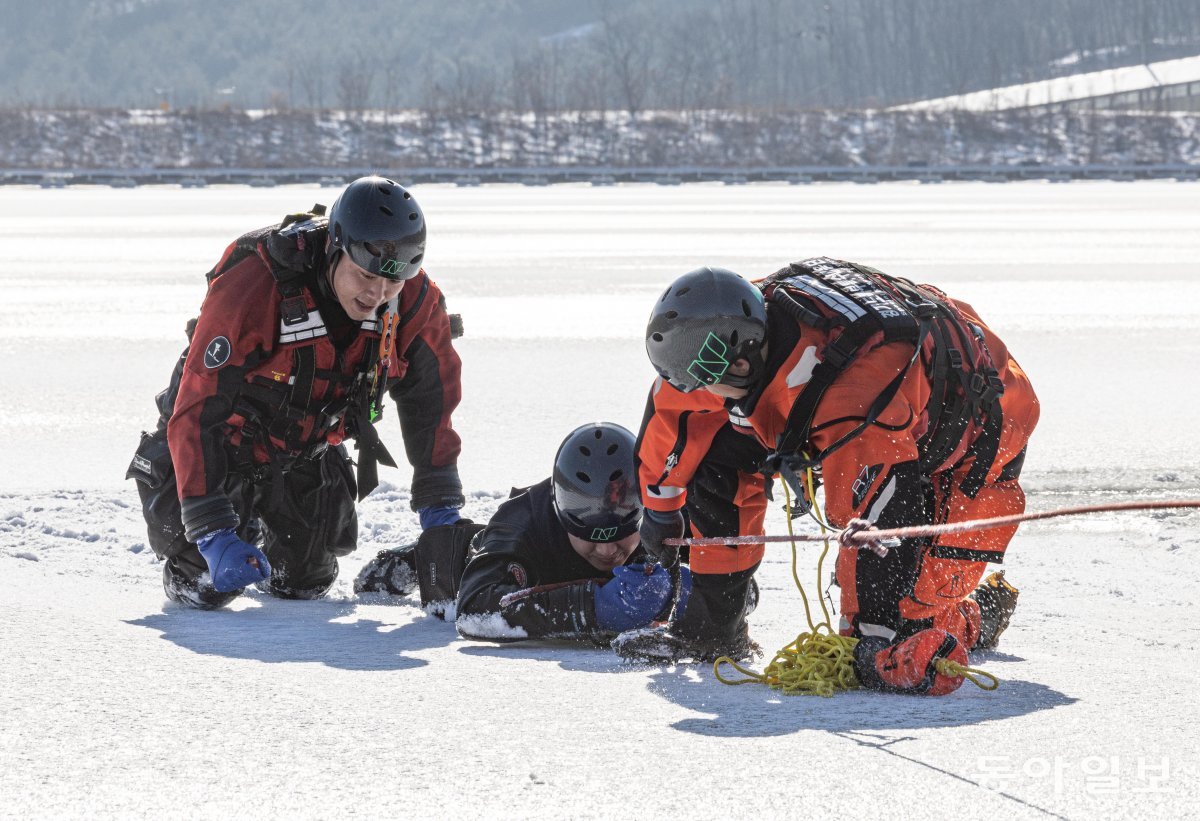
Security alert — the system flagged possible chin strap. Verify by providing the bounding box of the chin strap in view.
[319,249,341,299]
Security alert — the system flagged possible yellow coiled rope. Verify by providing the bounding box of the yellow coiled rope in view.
[713,466,998,695]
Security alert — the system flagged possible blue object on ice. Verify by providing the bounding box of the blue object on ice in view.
[196,528,272,592]
[594,563,692,632]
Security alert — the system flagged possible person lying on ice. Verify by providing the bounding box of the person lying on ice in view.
[632,258,1035,695]
[127,176,466,609]
[358,422,718,644]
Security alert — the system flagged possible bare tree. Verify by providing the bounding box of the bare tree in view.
[337,57,374,117]
[295,57,326,111]
[595,0,654,115]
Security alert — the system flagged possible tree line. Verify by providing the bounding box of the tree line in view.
[3,0,1198,111]
[3,107,1196,169]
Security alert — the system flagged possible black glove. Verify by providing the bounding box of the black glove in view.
[639,508,686,567]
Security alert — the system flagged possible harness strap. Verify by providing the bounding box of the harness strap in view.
[773,311,925,466]
[785,322,929,470]
[347,319,402,500]
[916,316,973,473]
[264,345,317,451]
[769,287,837,332]
[958,401,1004,499]
[350,402,398,500]
[398,277,429,327]
[763,259,1009,487]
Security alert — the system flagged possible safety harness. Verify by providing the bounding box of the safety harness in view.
[201,206,418,501]
[760,258,1006,498]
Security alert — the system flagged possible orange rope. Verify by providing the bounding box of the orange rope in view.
[665,499,1200,547]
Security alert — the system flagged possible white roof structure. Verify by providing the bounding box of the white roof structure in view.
[892,54,1200,112]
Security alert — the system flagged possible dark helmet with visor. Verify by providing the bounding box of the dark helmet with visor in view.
[646,266,768,393]
[552,422,642,543]
[327,176,426,281]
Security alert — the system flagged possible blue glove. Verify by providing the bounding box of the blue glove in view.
[419,505,462,529]
[593,563,692,632]
[196,528,272,593]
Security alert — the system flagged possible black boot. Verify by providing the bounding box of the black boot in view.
[258,564,339,600]
[353,543,419,596]
[162,553,241,610]
[613,564,761,663]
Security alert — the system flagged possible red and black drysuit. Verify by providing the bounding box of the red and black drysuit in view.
[129,213,463,596]
[455,479,650,642]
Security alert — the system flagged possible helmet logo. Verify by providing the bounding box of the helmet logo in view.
[589,526,617,541]
[380,258,408,277]
[686,332,731,386]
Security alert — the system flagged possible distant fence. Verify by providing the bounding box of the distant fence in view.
[2,164,1197,187]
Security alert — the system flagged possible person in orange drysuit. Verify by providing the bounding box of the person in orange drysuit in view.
[631,377,769,661]
[631,257,1036,694]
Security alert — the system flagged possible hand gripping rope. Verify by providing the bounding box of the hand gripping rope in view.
[663,478,1200,697]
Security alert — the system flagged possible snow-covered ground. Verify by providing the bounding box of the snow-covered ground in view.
[1,182,1198,819]
[893,54,1200,111]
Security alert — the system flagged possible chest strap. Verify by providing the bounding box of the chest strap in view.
[765,258,1005,487]
[766,259,934,468]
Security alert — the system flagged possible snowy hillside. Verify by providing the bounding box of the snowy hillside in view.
[1,181,1197,818]
[2,107,1198,171]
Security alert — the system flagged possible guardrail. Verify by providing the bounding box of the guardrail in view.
[2,164,1196,187]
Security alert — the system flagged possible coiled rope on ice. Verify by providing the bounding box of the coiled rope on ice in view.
[672,487,1200,696]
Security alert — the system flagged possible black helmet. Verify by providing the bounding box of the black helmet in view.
[552,422,642,543]
[328,176,426,281]
[646,266,768,393]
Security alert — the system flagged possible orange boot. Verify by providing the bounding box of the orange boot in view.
[854,628,968,696]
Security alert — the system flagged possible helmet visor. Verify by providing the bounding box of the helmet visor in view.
[344,239,422,281]
[560,512,640,543]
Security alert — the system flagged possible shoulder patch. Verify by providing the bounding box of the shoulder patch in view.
[506,562,528,588]
[203,336,232,369]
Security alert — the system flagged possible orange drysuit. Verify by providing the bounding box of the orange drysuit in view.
[636,379,769,574]
[641,258,1039,647]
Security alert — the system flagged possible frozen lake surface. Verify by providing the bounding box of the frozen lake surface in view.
[1,182,1198,818]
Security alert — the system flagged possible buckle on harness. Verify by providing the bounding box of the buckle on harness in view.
[821,339,855,369]
[280,296,309,326]
[907,299,939,319]
[970,372,1006,406]
[317,395,350,432]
